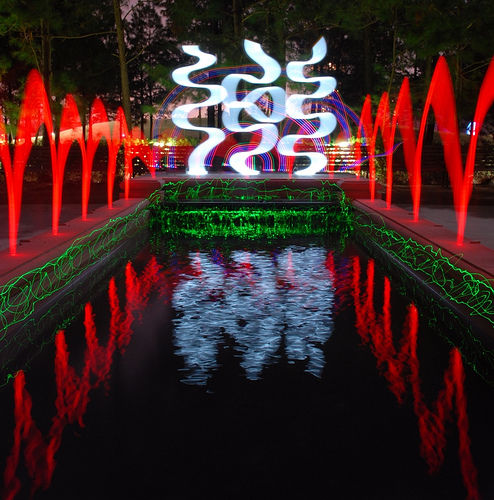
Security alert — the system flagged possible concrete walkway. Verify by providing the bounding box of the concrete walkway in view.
[0,198,150,287]
[354,198,494,280]
[395,204,494,251]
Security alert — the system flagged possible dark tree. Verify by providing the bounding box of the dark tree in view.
[127,1,178,135]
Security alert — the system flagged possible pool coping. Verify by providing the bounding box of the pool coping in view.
[352,199,494,359]
[0,197,152,288]
[0,197,154,343]
[353,198,494,281]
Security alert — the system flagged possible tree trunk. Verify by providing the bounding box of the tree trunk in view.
[363,25,372,96]
[41,20,52,100]
[232,0,243,55]
[113,0,132,128]
[422,55,433,108]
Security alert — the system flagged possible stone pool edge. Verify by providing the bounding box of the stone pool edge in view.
[352,199,494,382]
[0,197,155,339]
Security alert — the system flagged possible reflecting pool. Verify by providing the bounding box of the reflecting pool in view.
[1,236,493,500]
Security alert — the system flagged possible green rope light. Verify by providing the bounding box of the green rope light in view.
[160,178,344,203]
[353,211,494,324]
[154,178,352,240]
[150,205,352,241]
[3,176,494,386]
[0,259,123,387]
[0,198,154,338]
[353,210,494,384]
[0,181,351,383]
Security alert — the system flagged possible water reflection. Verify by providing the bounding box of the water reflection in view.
[1,245,481,499]
[172,247,334,383]
[351,256,479,500]
[2,258,160,500]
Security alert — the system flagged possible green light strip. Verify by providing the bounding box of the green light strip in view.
[353,210,494,383]
[160,178,344,202]
[0,248,134,387]
[353,212,494,324]
[150,205,352,240]
[4,177,494,386]
[153,178,353,240]
[357,226,494,385]
[0,198,155,338]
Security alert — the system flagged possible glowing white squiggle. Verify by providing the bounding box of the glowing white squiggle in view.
[278,38,337,175]
[221,40,286,175]
[171,46,227,175]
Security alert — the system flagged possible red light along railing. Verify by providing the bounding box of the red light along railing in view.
[358,54,494,245]
[0,70,154,256]
[2,55,494,255]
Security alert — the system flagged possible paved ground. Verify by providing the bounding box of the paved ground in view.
[0,196,147,287]
[0,204,102,253]
[394,204,494,250]
[0,175,493,285]
[390,184,494,251]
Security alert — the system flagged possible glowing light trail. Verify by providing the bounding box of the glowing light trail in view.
[171,46,227,176]
[278,38,337,175]
[222,40,285,175]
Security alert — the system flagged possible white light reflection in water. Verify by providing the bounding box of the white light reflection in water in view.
[172,246,334,384]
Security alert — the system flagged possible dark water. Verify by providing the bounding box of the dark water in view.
[1,237,494,500]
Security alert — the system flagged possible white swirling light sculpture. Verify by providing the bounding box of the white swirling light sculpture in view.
[278,38,337,175]
[221,40,285,175]
[171,45,227,175]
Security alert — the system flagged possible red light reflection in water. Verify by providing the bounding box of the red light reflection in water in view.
[1,250,482,498]
[325,251,353,314]
[351,256,479,500]
[2,258,162,499]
